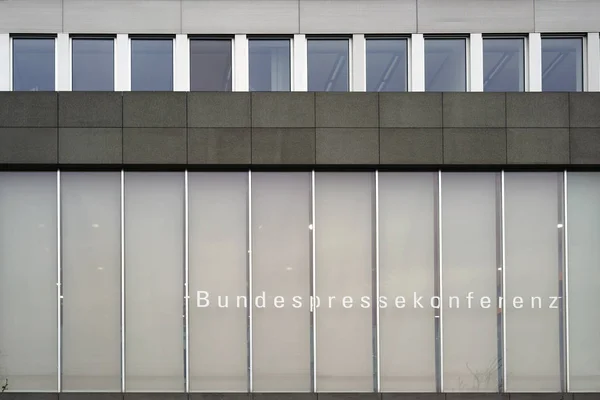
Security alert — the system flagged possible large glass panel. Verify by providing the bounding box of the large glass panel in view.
[504,172,561,391]
[379,172,436,392]
[425,38,466,92]
[483,38,525,92]
[567,172,600,391]
[252,173,311,391]
[124,172,184,391]
[542,37,583,92]
[189,172,248,392]
[308,39,349,92]
[366,38,408,92]
[190,39,232,91]
[315,172,373,391]
[442,173,499,392]
[131,39,173,91]
[12,38,55,91]
[0,172,57,390]
[249,39,291,91]
[72,38,114,91]
[62,173,120,391]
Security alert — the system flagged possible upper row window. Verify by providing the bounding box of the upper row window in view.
[9,36,586,92]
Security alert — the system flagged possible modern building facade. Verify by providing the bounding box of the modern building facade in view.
[1,1,600,399]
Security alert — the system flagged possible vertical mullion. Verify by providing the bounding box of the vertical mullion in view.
[373,171,381,392]
[501,170,507,391]
[564,170,571,392]
[558,172,567,392]
[496,171,505,392]
[434,170,443,392]
[311,170,317,392]
[120,170,126,393]
[247,171,253,392]
[57,170,62,393]
[184,170,190,393]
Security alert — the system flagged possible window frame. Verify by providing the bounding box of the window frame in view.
[306,35,352,92]
[364,35,410,92]
[129,35,175,92]
[247,35,293,92]
[424,34,469,92]
[70,34,116,92]
[541,33,586,92]
[482,34,528,92]
[10,34,58,92]
[188,35,234,92]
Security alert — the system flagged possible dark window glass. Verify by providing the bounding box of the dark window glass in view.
[131,39,173,91]
[483,38,525,92]
[542,37,583,92]
[307,39,349,92]
[249,39,290,91]
[190,39,232,91]
[366,39,408,92]
[12,38,55,91]
[425,38,466,92]
[72,38,114,91]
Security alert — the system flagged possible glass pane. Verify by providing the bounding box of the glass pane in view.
[379,172,437,392]
[249,40,290,91]
[308,40,349,92]
[61,172,120,391]
[131,39,173,91]
[442,173,499,392]
[425,39,466,92]
[542,38,583,92]
[483,38,525,92]
[504,172,561,391]
[188,172,248,392]
[12,38,55,91]
[567,172,600,391]
[251,173,311,391]
[72,38,114,91]
[315,172,373,391]
[190,39,232,91]
[124,172,184,391]
[0,172,57,390]
[366,39,407,92]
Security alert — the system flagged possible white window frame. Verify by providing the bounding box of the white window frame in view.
[481,35,529,92]
[364,35,411,92]
[9,35,58,92]
[70,35,117,92]
[129,35,176,92]
[587,32,600,91]
[540,33,587,92]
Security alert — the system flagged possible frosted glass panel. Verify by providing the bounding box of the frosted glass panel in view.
[124,172,184,391]
[252,173,311,391]
[189,172,248,392]
[62,172,121,391]
[567,172,600,391]
[442,173,499,392]
[0,172,57,391]
[315,172,373,392]
[504,172,561,392]
[379,172,436,392]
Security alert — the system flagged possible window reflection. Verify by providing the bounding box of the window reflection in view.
[308,39,349,92]
[483,38,525,92]
[190,39,232,91]
[131,39,173,91]
[12,38,55,91]
[425,38,466,92]
[542,37,583,92]
[72,38,114,91]
[366,38,408,92]
[249,39,291,91]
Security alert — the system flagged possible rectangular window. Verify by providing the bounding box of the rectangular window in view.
[131,38,173,91]
[542,37,583,91]
[190,39,232,91]
[483,37,525,92]
[72,38,114,91]
[425,38,466,92]
[366,38,408,92]
[12,37,55,91]
[307,38,349,92]
[249,39,291,91]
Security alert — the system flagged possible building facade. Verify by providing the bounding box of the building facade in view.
[1,1,600,399]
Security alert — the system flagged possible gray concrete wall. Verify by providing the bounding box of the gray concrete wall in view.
[1,0,600,34]
[0,92,598,167]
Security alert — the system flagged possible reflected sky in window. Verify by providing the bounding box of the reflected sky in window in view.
[542,37,583,92]
[366,39,407,92]
[72,38,114,91]
[13,38,55,91]
[484,38,524,92]
[308,39,349,92]
[425,38,466,92]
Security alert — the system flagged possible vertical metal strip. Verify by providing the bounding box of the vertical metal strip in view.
[57,170,62,393]
[438,170,444,392]
[433,171,443,392]
[501,171,507,391]
[496,172,505,392]
[311,170,317,392]
[557,172,567,392]
[247,170,253,392]
[374,171,381,392]
[184,170,190,393]
[120,170,126,393]
[564,170,570,392]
